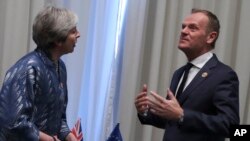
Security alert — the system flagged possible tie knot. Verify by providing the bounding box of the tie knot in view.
[185,63,193,71]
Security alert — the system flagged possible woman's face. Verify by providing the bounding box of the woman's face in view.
[61,26,80,54]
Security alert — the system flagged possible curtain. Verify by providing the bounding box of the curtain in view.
[0,0,44,85]
[56,0,126,141]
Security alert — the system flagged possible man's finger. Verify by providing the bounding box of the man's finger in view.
[167,88,175,100]
[142,84,147,92]
[150,91,165,102]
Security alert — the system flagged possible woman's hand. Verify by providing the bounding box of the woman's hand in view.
[39,132,61,141]
[66,133,77,141]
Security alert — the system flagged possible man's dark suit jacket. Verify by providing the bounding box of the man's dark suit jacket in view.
[138,54,239,141]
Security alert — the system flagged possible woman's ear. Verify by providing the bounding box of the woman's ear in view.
[54,41,62,47]
[206,31,218,44]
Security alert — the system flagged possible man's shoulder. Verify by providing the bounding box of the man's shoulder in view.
[209,58,239,81]
[214,58,236,72]
[207,54,235,71]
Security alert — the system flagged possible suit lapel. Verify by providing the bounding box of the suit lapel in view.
[177,54,219,105]
[170,66,186,95]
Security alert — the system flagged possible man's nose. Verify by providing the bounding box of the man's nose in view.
[181,27,189,34]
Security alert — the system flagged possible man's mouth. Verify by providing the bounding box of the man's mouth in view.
[180,37,189,41]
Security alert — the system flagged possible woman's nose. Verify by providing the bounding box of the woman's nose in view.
[76,31,80,38]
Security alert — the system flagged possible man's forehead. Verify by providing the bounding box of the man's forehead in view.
[182,13,208,25]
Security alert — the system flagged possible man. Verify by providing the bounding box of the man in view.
[0,6,80,141]
[135,8,239,141]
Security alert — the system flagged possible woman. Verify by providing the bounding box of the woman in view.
[0,6,80,141]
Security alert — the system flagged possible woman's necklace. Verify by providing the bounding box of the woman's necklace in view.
[54,61,60,75]
[53,61,62,87]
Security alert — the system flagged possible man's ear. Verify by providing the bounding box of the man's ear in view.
[206,31,218,44]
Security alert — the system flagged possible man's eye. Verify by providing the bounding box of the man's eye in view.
[189,25,198,31]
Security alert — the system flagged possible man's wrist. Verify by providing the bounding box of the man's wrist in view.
[178,111,184,125]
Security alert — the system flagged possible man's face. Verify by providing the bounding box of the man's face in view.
[178,12,210,55]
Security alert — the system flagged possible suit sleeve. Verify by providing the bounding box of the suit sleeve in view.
[180,70,239,137]
[138,112,167,129]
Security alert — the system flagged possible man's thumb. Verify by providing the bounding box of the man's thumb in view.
[167,88,174,99]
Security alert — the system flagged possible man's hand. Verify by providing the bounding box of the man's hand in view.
[134,84,149,114]
[148,88,183,121]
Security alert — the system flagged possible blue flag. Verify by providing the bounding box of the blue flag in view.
[106,123,123,141]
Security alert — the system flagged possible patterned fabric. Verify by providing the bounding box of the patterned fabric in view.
[0,49,70,141]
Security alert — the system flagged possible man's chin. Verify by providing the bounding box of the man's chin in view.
[178,42,191,47]
[178,45,187,50]
[178,46,191,53]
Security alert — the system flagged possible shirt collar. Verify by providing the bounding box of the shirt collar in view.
[190,52,213,69]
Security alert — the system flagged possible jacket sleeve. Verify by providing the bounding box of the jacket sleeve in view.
[0,65,40,140]
[58,101,71,140]
[58,64,71,140]
[138,112,167,129]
